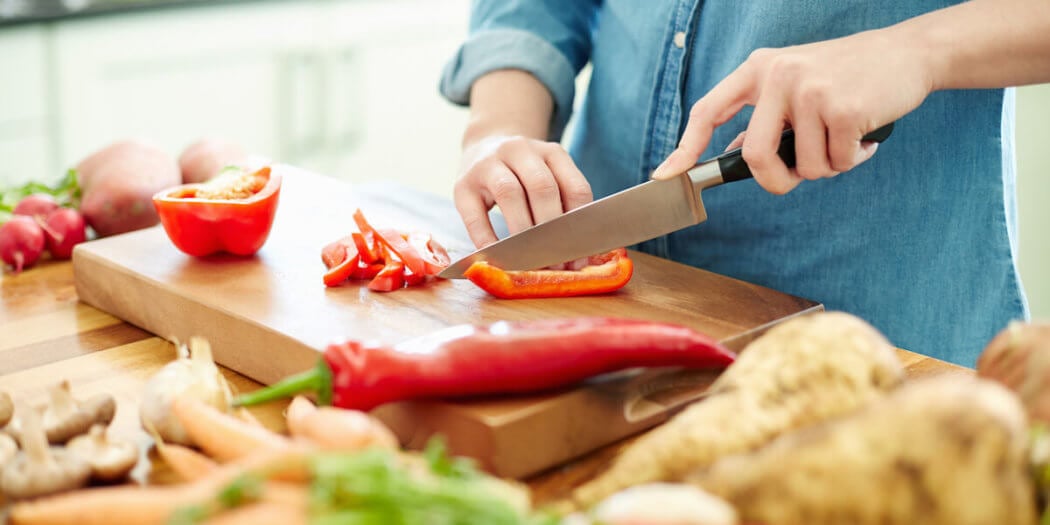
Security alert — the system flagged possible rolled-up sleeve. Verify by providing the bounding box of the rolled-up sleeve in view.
[440,1,600,140]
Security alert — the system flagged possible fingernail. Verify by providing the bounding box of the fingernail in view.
[854,142,879,164]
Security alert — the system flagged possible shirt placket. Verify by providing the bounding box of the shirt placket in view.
[637,0,701,259]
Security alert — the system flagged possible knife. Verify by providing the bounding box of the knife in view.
[439,122,895,279]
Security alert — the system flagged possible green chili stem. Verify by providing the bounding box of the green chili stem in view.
[232,359,333,407]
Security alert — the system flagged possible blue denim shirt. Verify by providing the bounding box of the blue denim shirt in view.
[440,0,1029,367]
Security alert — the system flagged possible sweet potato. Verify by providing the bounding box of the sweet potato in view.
[569,312,904,509]
[75,139,181,237]
[688,375,1036,525]
[977,320,1050,423]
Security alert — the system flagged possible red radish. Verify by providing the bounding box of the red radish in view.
[0,216,46,273]
[42,208,87,259]
[12,194,59,219]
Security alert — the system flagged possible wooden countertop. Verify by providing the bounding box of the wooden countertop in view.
[0,257,968,505]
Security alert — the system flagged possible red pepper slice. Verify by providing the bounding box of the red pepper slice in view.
[352,260,386,280]
[321,236,355,269]
[232,317,736,411]
[464,248,633,299]
[373,228,426,277]
[352,232,381,264]
[367,260,405,292]
[323,243,360,287]
[407,232,450,276]
[153,166,281,257]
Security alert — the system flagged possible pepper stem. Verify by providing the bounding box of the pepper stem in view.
[232,360,333,407]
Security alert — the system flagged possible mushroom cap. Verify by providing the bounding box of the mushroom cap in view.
[0,391,12,428]
[40,384,117,444]
[1,448,91,499]
[0,433,17,466]
[67,424,139,482]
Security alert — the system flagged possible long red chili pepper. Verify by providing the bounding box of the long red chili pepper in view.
[233,317,736,411]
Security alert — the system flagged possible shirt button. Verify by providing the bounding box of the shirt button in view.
[673,31,686,48]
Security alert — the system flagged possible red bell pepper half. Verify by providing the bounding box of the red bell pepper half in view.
[464,248,634,299]
[153,166,281,257]
[232,317,736,411]
[322,208,450,291]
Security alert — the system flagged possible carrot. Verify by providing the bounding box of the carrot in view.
[10,448,314,525]
[202,501,308,525]
[172,396,290,461]
[285,396,398,452]
[9,482,209,525]
[159,442,218,481]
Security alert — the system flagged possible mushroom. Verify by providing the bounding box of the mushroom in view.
[40,380,116,444]
[1,405,90,499]
[0,390,12,428]
[0,433,16,466]
[66,424,138,482]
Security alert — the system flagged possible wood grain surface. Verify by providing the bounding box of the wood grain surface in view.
[0,173,969,507]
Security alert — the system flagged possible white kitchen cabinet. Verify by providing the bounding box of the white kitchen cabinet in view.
[50,1,326,172]
[0,26,54,186]
[4,0,471,197]
[294,0,472,198]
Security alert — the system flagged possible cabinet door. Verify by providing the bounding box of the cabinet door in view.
[307,0,471,198]
[0,26,54,186]
[50,2,324,170]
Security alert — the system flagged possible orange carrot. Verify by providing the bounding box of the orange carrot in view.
[10,448,313,525]
[172,396,290,461]
[285,396,399,451]
[202,501,308,525]
[159,442,218,481]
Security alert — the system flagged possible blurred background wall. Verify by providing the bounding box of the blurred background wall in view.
[0,0,1046,318]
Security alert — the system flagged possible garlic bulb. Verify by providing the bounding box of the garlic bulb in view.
[139,338,233,445]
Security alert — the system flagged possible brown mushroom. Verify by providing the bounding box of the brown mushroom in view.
[0,390,12,428]
[40,380,116,444]
[1,405,90,499]
[0,433,16,466]
[66,424,138,482]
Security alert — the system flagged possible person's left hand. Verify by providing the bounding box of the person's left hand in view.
[653,27,933,194]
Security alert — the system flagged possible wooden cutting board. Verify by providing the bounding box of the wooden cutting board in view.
[72,165,822,478]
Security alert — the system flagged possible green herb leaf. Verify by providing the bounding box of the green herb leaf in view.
[424,435,478,480]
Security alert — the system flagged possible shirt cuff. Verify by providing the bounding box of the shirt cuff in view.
[440,28,577,141]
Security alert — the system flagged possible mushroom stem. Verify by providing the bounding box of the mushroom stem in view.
[47,381,77,420]
[0,391,12,428]
[19,407,55,468]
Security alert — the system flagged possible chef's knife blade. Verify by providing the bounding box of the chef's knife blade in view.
[439,122,895,279]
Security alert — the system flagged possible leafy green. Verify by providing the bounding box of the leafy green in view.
[0,169,81,223]
[168,438,559,525]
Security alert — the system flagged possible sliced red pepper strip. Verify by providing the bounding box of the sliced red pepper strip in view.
[373,228,426,277]
[368,260,405,292]
[321,236,355,269]
[352,209,378,239]
[403,267,426,286]
[153,166,281,257]
[352,260,386,280]
[352,232,381,264]
[323,243,360,287]
[407,232,450,276]
[464,248,633,299]
[232,317,736,411]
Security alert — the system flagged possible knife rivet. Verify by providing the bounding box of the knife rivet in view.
[673,31,686,48]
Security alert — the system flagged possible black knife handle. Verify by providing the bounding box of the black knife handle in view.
[717,121,895,183]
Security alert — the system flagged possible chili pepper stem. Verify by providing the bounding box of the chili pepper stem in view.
[232,360,333,407]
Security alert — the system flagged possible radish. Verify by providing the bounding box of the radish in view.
[42,208,87,260]
[0,216,46,273]
[12,194,59,219]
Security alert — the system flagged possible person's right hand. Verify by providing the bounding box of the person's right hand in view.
[454,135,593,249]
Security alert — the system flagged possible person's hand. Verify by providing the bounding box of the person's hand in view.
[454,135,593,249]
[653,28,934,194]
